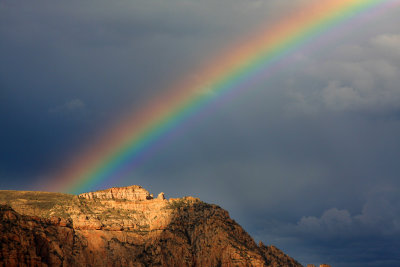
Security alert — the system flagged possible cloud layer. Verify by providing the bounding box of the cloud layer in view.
[285,33,400,113]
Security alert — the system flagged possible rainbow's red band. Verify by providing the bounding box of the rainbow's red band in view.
[46,0,397,194]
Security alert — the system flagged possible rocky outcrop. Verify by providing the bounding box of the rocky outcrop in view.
[157,192,165,200]
[0,186,303,267]
[78,185,153,201]
[260,243,302,267]
[0,205,82,267]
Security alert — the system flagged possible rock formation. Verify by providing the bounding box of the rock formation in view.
[78,185,153,201]
[0,186,302,267]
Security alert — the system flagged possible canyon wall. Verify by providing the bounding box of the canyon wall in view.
[0,186,302,267]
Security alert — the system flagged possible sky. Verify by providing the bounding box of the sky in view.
[1,0,400,266]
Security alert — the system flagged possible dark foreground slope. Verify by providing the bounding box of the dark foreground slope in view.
[0,186,301,267]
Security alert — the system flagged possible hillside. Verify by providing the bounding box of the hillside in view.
[0,185,302,267]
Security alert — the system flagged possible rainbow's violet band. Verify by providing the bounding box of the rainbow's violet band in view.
[47,0,398,194]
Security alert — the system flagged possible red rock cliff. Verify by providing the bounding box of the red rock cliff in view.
[0,186,302,267]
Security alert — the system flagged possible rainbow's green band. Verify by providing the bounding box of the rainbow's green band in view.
[47,0,397,194]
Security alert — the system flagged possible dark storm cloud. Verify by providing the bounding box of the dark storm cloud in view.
[49,99,86,114]
[256,189,400,267]
[1,0,400,266]
[0,0,302,180]
[283,31,400,113]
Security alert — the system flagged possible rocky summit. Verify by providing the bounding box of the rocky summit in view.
[0,185,302,267]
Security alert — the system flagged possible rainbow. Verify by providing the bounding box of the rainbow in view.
[47,0,399,194]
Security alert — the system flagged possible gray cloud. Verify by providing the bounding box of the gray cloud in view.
[371,34,400,56]
[285,31,400,113]
[49,99,86,114]
[296,193,400,239]
[253,189,400,266]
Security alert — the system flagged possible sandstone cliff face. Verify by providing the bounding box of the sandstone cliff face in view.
[78,185,153,201]
[259,243,302,267]
[0,205,84,267]
[0,186,302,267]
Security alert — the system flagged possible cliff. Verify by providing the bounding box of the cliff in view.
[0,186,302,267]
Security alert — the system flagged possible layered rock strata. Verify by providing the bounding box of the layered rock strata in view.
[78,185,152,201]
[0,186,302,267]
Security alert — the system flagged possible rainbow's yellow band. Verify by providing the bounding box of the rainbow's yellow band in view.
[46,0,397,194]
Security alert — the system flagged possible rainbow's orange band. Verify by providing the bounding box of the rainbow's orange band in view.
[46,0,397,194]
